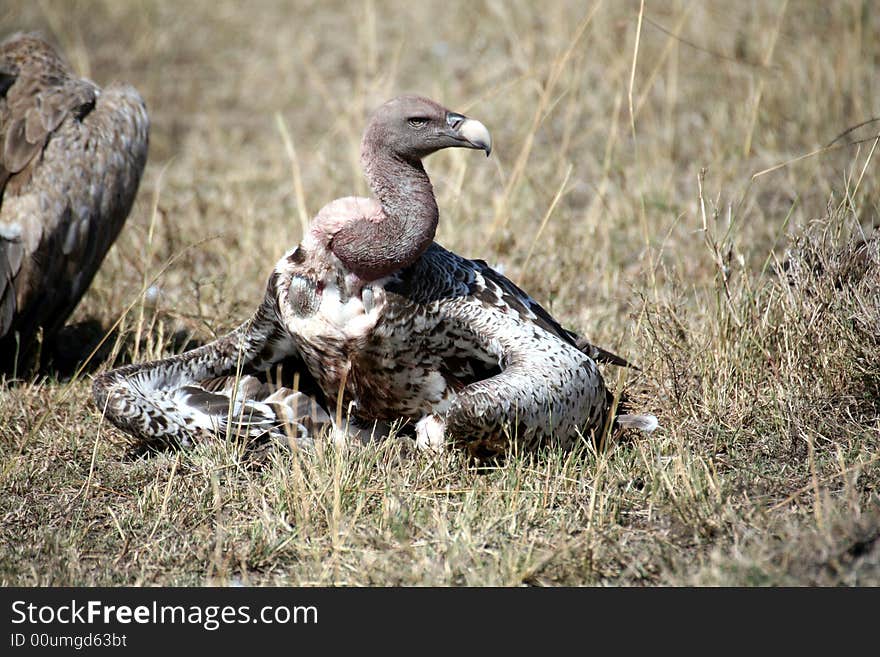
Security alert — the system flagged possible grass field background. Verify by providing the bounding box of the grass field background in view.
[1,0,878,585]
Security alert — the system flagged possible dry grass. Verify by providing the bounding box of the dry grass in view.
[1,0,878,586]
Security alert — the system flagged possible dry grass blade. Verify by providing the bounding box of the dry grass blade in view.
[488,0,601,236]
[522,163,572,271]
[628,0,645,141]
[275,112,311,241]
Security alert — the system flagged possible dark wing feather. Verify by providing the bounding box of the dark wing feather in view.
[92,274,334,450]
[387,244,634,367]
[473,260,634,367]
[567,331,634,368]
[385,243,615,449]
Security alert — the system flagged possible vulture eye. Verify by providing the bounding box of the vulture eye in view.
[408,117,429,128]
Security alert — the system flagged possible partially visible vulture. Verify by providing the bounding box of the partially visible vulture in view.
[0,32,149,374]
[93,95,655,456]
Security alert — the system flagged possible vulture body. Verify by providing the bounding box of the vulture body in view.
[94,96,654,455]
[0,33,149,374]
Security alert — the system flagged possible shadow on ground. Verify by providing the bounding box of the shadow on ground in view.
[1,319,202,384]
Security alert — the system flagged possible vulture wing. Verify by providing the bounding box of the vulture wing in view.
[92,270,335,451]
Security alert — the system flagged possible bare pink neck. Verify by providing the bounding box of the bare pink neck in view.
[328,131,438,281]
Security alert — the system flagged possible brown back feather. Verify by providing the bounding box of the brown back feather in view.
[0,32,149,372]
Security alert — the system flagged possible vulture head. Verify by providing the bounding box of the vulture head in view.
[362,95,492,163]
[311,95,493,282]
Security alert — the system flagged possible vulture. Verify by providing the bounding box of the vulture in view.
[93,96,655,456]
[0,32,149,374]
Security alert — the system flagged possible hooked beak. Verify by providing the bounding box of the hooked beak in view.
[446,112,492,156]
